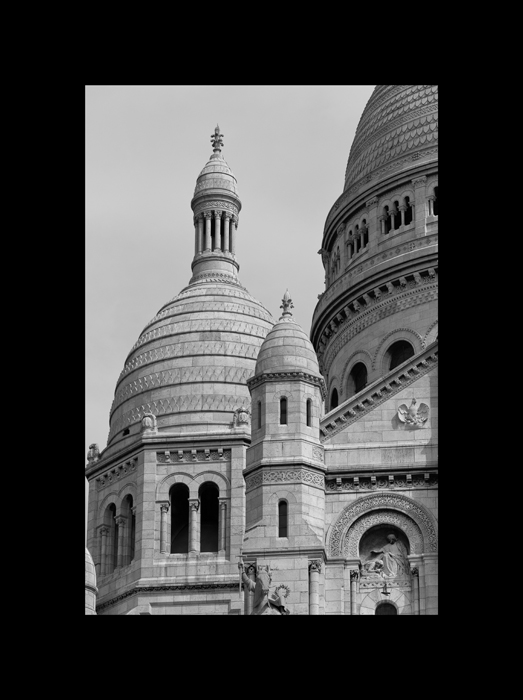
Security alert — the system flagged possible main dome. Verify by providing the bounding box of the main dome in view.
[343,85,438,196]
[107,278,274,445]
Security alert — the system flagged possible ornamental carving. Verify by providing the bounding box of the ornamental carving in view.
[233,405,251,427]
[309,560,322,574]
[87,443,100,464]
[157,449,230,463]
[141,412,157,432]
[312,446,324,463]
[397,399,429,427]
[245,468,324,491]
[344,510,423,559]
[328,493,437,557]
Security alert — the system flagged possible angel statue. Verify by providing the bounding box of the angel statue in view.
[397,398,429,427]
[238,562,290,615]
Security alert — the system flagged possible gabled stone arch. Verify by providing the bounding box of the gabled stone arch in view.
[97,491,120,519]
[344,509,424,558]
[360,588,411,615]
[340,349,373,394]
[156,472,194,502]
[193,471,230,498]
[327,493,438,557]
[423,320,438,346]
[372,328,424,370]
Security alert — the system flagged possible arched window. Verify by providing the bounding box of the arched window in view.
[362,219,369,247]
[433,186,438,215]
[199,482,219,552]
[386,340,415,371]
[330,388,338,410]
[170,483,189,554]
[109,503,118,572]
[122,494,135,565]
[404,196,413,225]
[280,397,287,425]
[278,500,288,538]
[393,201,401,230]
[375,602,397,615]
[257,400,262,429]
[348,231,354,259]
[306,398,312,427]
[355,224,361,252]
[347,362,367,398]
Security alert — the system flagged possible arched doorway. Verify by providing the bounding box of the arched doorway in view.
[375,602,397,615]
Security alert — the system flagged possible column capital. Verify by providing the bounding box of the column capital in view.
[188,499,200,512]
[214,209,222,218]
[427,194,436,201]
[223,212,232,221]
[159,502,170,514]
[411,566,419,577]
[204,211,213,219]
[309,559,322,574]
[131,506,137,516]
[231,215,238,226]
[115,515,126,526]
[218,499,227,510]
[99,525,110,536]
[378,214,386,222]
[366,196,379,207]
[412,175,427,187]
[398,204,407,211]
[349,569,359,581]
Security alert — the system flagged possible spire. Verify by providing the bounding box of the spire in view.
[211,124,224,154]
[279,289,294,320]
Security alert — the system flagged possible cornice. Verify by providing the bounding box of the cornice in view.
[247,370,327,400]
[320,342,438,443]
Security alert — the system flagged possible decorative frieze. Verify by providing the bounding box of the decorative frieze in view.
[245,468,325,491]
[96,582,240,613]
[96,457,138,490]
[247,370,327,400]
[157,449,230,463]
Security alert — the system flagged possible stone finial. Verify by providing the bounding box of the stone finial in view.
[211,124,224,153]
[279,289,294,319]
[87,443,100,464]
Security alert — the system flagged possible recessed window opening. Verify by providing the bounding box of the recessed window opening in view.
[362,219,369,247]
[108,503,118,571]
[257,400,262,429]
[348,362,367,397]
[330,388,338,410]
[404,196,413,225]
[122,494,135,564]
[387,340,415,371]
[210,217,216,250]
[199,482,219,552]
[170,483,189,554]
[356,225,361,252]
[393,201,401,230]
[384,206,392,233]
[306,398,312,427]
[433,186,438,215]
[278,500,288,538]
[375,602,397,615]
[280,397,287,425]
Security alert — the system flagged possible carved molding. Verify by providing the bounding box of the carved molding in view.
[344,510,424,558]
[96,582,240,613]
[247,371,327,401]
[245,468,325,492]
[325,473,438,492]
[328,493,438,558]
[340,349,373,392]
[372,327,424,370]
[309,560,322,574]
[96,458,138,491]
[157,449,230,463]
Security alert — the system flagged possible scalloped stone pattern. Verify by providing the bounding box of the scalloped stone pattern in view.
[343,85,438,193]
[107,280,275,443]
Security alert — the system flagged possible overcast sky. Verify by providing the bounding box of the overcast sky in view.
[86,84,376,455]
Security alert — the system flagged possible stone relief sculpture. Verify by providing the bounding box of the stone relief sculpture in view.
[362,534,410,579]
[141,412,158,432]
[397,398,429,427]
[233,405,251,427]
[238,563,290,615]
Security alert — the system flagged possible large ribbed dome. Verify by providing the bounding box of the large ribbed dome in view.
[108,278,274,444]
[344,85,438,196]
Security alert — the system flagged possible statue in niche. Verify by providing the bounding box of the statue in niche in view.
[233,405,250,427]
[238,563,290,615]
[363,534,409,578]
[141,412,157,432]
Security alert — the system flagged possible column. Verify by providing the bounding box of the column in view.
[399,204,406,226]
[130,506,136,562]
[309,560,322,615]
[427,195,435,216]
[379,214,386,235]
[115,516,126,568]
[188,499,200,553]
[223,214,231,252]
[194,217,199,255]
[230,216,237,255]
[197,214,204,253]
[411,566,420,615]
[350,569,359,615]
[100,526,109,576]
[204,212,212,251]
[218,499,227,552]
[412,175,427,234]
[245,563,256,616]
[214,211,222,251]
[159,502,170,554]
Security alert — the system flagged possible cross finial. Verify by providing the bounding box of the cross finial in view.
[279,289,294,319]
[211,124,224,153]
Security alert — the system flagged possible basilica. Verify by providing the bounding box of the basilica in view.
[85,85,438,615]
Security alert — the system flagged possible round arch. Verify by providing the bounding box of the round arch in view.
[360,588,411,615]
[372,328,424,371]
[97,491,120,519]
[343,509,424,558]
[156,472,194,502]
[340,349,373,395]
[192,471,230,498]
[327,492,438,557]
[423,320,438,347]
[117,482,137,505]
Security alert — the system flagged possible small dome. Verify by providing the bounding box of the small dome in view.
[85,547,97,591]
[193,152,239,198]
[255,292,321,376]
